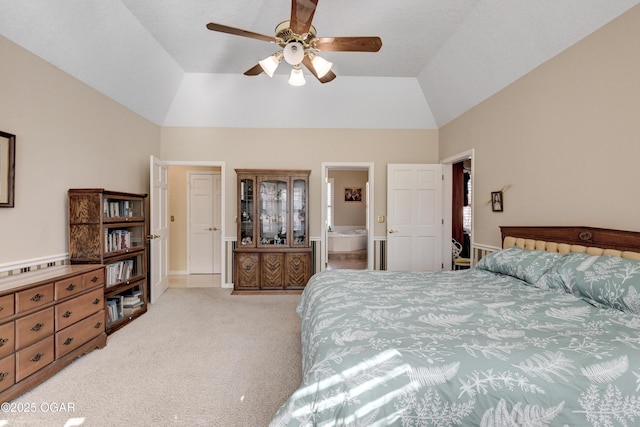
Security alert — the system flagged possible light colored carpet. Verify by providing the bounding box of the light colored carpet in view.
[1,288,302,427]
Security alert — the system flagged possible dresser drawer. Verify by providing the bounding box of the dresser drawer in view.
[16,336,54,382]
[55,310,105,359]
[16,308,54,350]
[54,275,84,300]
[83,269,105,290]
[55,287,104,331]
[16,284,54,313]
[0,354,15,393]
[0,322,15,359]
[0,295,15,320]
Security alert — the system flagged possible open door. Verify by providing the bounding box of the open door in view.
[387,163,443,271]
[149,155,169,303]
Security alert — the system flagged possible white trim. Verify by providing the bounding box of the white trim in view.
[474,243,501,252]
[0,253,68,273]
[168,270,188,276]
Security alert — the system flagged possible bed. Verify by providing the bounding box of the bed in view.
[270,226,640,426]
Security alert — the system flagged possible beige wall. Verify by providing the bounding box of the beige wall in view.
[440,5,640,248]
[329,170,368,228]
[0,36,160,266]
[168,165,221,272]
[160,128,439,238]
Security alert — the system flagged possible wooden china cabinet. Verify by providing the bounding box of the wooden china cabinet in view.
[234,169,311,293]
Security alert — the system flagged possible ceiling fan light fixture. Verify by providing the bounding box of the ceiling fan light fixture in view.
[310,54,333,78]
[288,65,306,86]
[283,41,305,65]
[258,51,282,78]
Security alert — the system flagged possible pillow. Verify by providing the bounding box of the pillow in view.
[476,246,566,285]
[554,253,640,314]
[534,268,568,292]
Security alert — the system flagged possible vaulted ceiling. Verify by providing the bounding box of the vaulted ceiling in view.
[1,1,638,129]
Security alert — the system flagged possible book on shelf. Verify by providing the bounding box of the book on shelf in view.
[106,259,135,287]
[104,199,134,219]
[122,301,143,317]
[104,229,133,252]
[106,295,124,323]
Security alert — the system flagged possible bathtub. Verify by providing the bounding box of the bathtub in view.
[328,229,367,252]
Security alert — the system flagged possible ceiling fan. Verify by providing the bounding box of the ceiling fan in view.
[206,0,382,86]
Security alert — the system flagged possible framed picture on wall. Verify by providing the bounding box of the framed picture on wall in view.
[0,131,16,208]
[491,191,503,212]
[344,187,362,202]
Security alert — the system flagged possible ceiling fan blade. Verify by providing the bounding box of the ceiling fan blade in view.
[206,22,274,43]
[314,36,382,52]
[290,0,318,35]
[244,64,265,76]
[302,56,336,83]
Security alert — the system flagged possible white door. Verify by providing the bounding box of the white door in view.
[149,156,169,303]
[387,164,443,271]
[189,172,221,274]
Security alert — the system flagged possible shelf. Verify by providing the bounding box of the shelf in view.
[68,189,148,334]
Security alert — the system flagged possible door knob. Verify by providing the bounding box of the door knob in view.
[388,229,397,234]
[205,227,219,231]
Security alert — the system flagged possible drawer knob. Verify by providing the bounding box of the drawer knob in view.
[62,310,73,318]
[31,352,44,362]
[31,293,45,302]
[92,298,101,305]
[31,322,44,332]
[0,372,8,381]
[91,276,99,283]
[94,322,103,329]
[0,338,8,347]
[63,337,74,346]
[66,283,76,291]
[0,306,3,312]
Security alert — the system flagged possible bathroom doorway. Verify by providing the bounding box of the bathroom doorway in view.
[322,163,374,271]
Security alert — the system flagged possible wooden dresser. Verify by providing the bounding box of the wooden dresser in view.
[0,265,107,403]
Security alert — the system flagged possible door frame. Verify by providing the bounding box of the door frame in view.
[165,160,226,284]
[187,170,221,274]
[321,162,375,271]
[441,149,475,269]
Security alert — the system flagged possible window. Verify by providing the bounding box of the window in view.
[463,172,472,231]
[327,178,334,230]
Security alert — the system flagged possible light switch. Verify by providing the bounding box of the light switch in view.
[377,215,385,223]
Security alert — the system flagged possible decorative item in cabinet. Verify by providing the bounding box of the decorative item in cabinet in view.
[68,188,148,333]
[233,169,311,293]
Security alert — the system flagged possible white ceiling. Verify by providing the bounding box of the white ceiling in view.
[1,0,638,128]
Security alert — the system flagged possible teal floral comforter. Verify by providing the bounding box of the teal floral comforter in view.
[270,248,640,426]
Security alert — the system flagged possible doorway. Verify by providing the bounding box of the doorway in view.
[321,163,374,271]
[167,164,224,287]
[442,150,474,269]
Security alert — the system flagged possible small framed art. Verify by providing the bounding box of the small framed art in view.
[0,131,16,208]
[344,187,362,202]
[491,191,503,212]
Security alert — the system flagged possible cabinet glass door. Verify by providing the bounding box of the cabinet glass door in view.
[238,177,255,247]
[292,178,307,246]
[259,179,287,246]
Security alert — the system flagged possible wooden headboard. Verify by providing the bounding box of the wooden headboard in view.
[500,226,640,254]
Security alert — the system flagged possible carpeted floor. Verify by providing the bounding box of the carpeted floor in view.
[1,288,302,427]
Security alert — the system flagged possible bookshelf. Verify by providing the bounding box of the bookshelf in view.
[68,189,148,334]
